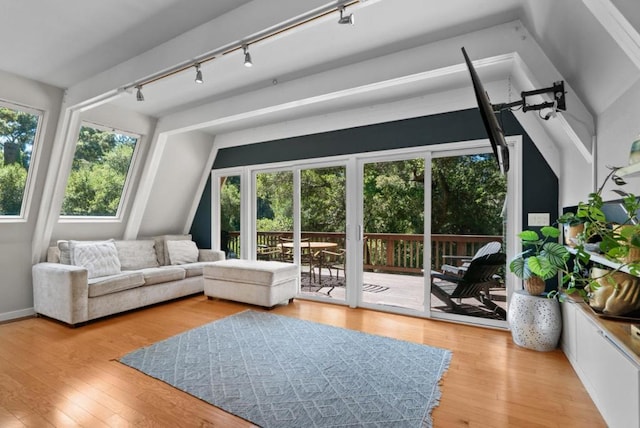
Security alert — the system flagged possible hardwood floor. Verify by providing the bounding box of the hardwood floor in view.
[0,295,605,427]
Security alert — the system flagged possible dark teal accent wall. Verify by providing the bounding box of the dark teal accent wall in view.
[190,108,558,249]
[190,174,211,249]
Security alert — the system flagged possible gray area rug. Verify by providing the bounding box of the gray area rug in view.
[119,310,452,427]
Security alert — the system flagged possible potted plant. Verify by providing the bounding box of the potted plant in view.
[509,226,572,296]
[568,167,640,274]
[556,212,585,248]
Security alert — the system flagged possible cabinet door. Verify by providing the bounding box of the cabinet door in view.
[576,312,640,428]
[560,301,577,363]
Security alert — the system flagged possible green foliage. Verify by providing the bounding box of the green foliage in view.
[256,171,293,232]
[244,154,505,239]
[301,167,345,232]
[0,107,38,169]
[431,154,505,235]
[510,227,571,282]
[364,159,424,234]
[0,162,27,215]
[61,126,137,216]
[220,176,241,232]
[0,106,39,215]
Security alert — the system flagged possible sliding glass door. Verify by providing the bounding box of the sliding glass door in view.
[359,156,426,311]
[429,150,507,326]
[219,175,241,258]
[254,170,293,261]
[213,139,516,328]
[300,166,346,301]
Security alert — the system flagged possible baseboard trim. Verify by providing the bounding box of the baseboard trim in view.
[0,307,35,323]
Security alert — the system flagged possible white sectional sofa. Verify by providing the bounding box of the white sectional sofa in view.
[32,234,225,326]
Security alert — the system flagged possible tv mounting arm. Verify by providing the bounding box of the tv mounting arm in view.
[492,81,566,119]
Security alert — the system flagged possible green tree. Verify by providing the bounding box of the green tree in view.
[363,159,425,234]
[220,176,241,232]
[61,126,137,216]
[0,107,38,168]
[0,162,27,215]
[301,167,346,232]
[431,154,505,235]
[256,171,293,231]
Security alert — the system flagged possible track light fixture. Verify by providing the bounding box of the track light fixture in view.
[338,6,354,25]
[125,1,362,100]
[194,64,203,83]
[243,45,253,67]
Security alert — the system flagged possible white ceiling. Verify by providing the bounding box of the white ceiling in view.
[2,0,639,123]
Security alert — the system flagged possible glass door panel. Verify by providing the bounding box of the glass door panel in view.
[300,166,346,301]
[429,152,507,323]
[255,171,293,261]
[361,158,425,311]
[219,175,241,259]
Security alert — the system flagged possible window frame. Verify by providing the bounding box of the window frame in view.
[59,120,143,221]
[0,99,44,222]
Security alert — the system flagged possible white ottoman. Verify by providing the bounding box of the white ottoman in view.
[204,259,298,308]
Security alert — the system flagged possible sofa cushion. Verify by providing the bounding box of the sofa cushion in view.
[153,234,192,266]
[87,271,145,297]
[58,240,103,265]
[70,240,121,279]
[115,240,159,270]
[166,240,199,265]
[139,267,186,286]
[180,262,211,278]
[204,259,298,286]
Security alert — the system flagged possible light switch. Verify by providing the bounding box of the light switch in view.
[528,213,550,226]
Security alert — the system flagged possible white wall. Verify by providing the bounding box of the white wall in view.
[597,77,640,200]
[0,70,63,320]
[138,130,215,237]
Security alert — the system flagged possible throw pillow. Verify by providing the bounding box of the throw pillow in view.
[115,240,159,270]
[166,240,199,265]
[57,240,71,265]
[69,240,121,279]
[152,234,192,265]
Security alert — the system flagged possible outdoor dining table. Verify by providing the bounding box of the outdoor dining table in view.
[279,241,338,250]
[279,241,339,285]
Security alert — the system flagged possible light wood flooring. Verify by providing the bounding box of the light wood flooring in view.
[0,295,605,427]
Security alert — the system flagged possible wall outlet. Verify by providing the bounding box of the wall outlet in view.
[528,213,550,226]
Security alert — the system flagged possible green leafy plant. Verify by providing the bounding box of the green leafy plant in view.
[565,167,640,275]
[510,226,574,298]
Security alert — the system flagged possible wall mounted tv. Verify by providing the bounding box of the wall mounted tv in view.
[461,47,509,175]
[462,47,567,176]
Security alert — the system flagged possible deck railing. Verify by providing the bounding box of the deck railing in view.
[225,231,502,274]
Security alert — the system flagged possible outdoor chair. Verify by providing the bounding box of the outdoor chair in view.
[318,248,346,295]
[257,244,281,261]
[430,252,507,320]
[441,241,502,275]
[279,237,319,283]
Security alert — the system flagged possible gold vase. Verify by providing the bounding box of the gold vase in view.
[524,276,546,295]
[589,267,640,315]
[563,223,584,248]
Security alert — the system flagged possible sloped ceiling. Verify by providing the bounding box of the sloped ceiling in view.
[2,0,638,123]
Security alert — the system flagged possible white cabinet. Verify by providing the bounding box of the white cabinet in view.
[562,300,640,428]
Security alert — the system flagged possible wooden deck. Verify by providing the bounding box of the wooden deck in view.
[301,268,508,319]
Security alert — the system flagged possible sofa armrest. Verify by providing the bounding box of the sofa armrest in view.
[198,249,225,262]
[32,263,89,325]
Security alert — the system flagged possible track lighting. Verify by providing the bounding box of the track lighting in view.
[338,6,354,25]
[243,45,253,67]
[126,2,360,97]
[194,64,203,83]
